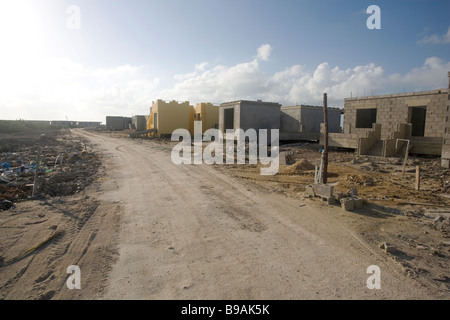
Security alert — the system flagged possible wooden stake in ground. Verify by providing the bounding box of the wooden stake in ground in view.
[321,93,328,184]
[402,141,410,174]
[395,138,411,174]
[415,166,420,191]
[32,147,41,198]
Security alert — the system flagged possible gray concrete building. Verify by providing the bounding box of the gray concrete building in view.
[280,105,342,141]
[131,115,147,131]
[106,116,132,131]
[322,82,449,164]
[50,120,77,126]
[76,121,101,127]
[219,100,281,143]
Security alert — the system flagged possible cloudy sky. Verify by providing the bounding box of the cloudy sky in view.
[0,0,449,123]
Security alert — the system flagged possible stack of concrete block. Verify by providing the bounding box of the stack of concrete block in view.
[340,195,364,211]
[306,184,336,205]
[305,184,363,208]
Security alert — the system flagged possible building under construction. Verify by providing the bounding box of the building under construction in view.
[321,72,450,168]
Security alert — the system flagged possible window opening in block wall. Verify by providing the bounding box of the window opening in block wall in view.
[355,108,377,128]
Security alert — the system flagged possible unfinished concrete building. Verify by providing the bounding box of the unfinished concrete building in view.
[105,116,132,131]
[219,100,281,143]
[322,85,449,162]
[194,102,219,132]
[131,115,147,132]
[146,100,194,136]
[442,72,450,168]
[280,105,342,141]
[76,121,101,127]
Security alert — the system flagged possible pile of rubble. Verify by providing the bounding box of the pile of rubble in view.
[0,130,100,209]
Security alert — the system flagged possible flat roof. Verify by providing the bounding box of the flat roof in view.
[220,100,281,107]
[281,105,342,111]
[345,88,448,101]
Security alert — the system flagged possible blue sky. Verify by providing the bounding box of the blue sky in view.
[0,0,449,122]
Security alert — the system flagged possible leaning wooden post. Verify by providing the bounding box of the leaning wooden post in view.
[402,140,410,174]
[415,166,420,191]
[321,93,328,184]
[32,147,41,198]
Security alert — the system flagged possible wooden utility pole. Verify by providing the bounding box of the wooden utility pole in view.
[321,93,328,184]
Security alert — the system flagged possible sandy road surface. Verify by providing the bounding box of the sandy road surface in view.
[77,130,442,299]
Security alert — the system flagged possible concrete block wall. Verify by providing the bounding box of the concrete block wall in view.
[382,123,412,157]
[281,105,342,141]
[280,105,341,134]
[280,107,302,133]
[343,88,448,155]
[410,137,443,155]
[320,123,358,149]
[357,123,381,155]
[132,115,147,131]
[239,101,281,132]
[442,72,450,167]
[219,100,281,143]
[344,90,448,140]
[106,116,131,131]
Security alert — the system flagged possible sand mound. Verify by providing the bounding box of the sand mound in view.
[281,159,315,174]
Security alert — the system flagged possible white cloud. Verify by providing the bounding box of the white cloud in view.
[1,43,449,122]
[163,50,449,107]
[418,26,450,44]
[256,44,272,61]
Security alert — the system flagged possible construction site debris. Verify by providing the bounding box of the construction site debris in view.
[0,199,14,211]
[364,178,375,186]
[279,151,295,165]
[379,242,395,254]
[0,130,100,204]
[347,188,358,197]
[305,183,337,204]
[305,184,315,197]
[313,184,334,197]
[340,197,354,211]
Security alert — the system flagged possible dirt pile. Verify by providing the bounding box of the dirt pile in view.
[279,159,315,174]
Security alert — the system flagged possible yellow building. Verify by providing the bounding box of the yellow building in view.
[193,102,219,133]
[147,99,194,136]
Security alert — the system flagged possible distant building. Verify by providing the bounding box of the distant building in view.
[193,102,219,133]
[146,100,194,136]
[106,116,132,131]
[322,82,449,161]
[50,120,77,126]
[280,105,342,141]
[131,115,147,131]
[76,121,101,127]
[219,100,281,143]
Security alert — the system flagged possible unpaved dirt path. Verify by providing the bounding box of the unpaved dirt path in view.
[78,130,444,299]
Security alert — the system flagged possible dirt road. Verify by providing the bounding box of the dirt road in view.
[73,130,444,300]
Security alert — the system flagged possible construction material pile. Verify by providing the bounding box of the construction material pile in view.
[0,130,100,209]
